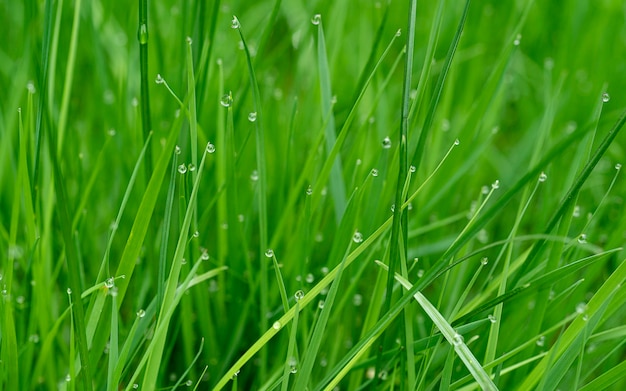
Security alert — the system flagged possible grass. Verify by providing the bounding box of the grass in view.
[1,0,626,390]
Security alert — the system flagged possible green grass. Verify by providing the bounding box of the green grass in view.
[2,0,626,390]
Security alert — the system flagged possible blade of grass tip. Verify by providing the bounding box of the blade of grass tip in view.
[272,253,290,314]
[142,145,212,389]
[518,257,626,391]
[376,0,416,385]
[376,261,498,390]
[233,15,271,381]
[138,0,153,174]
[46,115,92,390]
[410,0,470,170]
[315,14,347,223]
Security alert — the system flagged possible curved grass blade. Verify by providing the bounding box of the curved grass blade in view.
[376,261,498,391]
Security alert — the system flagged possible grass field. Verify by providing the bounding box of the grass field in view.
[2,0,626,390]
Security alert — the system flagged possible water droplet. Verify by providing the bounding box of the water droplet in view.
[139,23,148,44]
[409,165,416,173]
[294,290,304,301]
[238,214,245,222]
[417,269,424,278]
[133,384,139,389]
[178,164,187,174]
[108,128,116,136]
[311,14,321,25]
[452,333,464,346]
[539,172,547,182]
[272,321,281,330]
[185,380,193,386]
[318,300,325,309]
[331,95,337,105]
[187,163,196,172]
[576,302,587,314]
[480,257,488,266]
[491,180,500,190]
[382,136,392,149]
[305,273,315,283]
[206,143,216,153]
[481,186,489,195]
[250,170,259,181]
[65,374,71,382]
[616,163,622,170]
[390,204,395,212]
[66,288,72,295]
[137,309,146,318]
[220,93,232,107]
[454,138,460,146]
[105,278,115,289]
[513,34,522,46]
[155,74,164,84]
[573,205,581,218]
[265,249,274,258]
[306,185,313,195]
[321,267,329,274]
[577,234,587,244]
[201,251,210,261]
[488,314,497,323]
[29,334,40,343]
[602,93,610,103]
[352,231,364,243]
[395,29,401,37]
[186,36,192,45]
[248,112,257,122]
[175,145,181,155]
[536,335,545,346]
[26,81,36,94]
[371,169,379,177]
[110,286,118,297]
[353,294,363,306]
[231,15,240,29]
